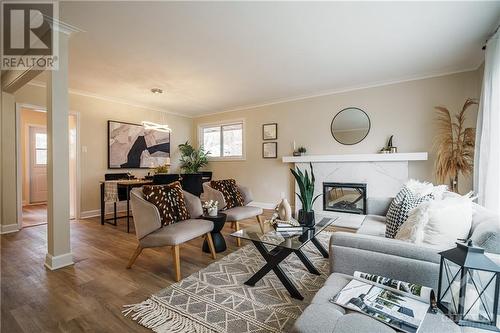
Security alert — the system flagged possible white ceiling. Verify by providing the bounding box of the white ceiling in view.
[49,1,500,117]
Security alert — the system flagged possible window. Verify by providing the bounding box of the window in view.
[199,121,244,160]
[35,132,47,165]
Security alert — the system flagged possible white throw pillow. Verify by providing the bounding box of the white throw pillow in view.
[385,180,448,238]
[395,193,473,249]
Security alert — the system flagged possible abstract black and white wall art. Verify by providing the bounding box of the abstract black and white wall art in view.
[108,120,170,169]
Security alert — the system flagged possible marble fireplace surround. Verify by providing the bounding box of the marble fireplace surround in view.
[282,153,428,214]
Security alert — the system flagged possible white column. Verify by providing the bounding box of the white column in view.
[45,32,73,270]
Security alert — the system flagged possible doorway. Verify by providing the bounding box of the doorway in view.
[29,126,48,203]
[17,105,79,228]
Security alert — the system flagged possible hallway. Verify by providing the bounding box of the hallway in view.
[22,204,47,227]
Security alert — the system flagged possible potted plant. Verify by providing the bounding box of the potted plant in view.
[178,141,210,196]
[203,200,218,217]
[290,163,321,227]
[178,141,209,173]
[297,146,307,156]
[154,163,170,174]
[434,98,477,193]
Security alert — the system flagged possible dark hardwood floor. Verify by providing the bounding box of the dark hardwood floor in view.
[1,211,272,332]
[22,204,47,227]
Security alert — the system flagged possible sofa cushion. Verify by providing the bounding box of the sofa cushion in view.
[470,219,500,254]
[311,273,351,307]
[292,273,395,333]
[210,179,245,209]
[395,194,473,249]
[366,197,393,216]
[139,219,213,247]
[385,186,434,238]
[332,313,396,333]
[291,304,343,333]
[357,215,386,237]
[224,205,263,221]
[142,182,190,225]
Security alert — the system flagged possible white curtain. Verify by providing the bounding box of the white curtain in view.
[474,27,500,213]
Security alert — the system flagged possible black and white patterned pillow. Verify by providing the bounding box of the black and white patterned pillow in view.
[385,187,434,238]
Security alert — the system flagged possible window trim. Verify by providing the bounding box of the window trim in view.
[198,119,246,161]
[34,132,48,166]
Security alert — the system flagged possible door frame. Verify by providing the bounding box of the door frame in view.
[26,124,47,205]
[15,103,81,229]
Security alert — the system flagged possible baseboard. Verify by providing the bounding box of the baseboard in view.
[44,252,74,270]
[248,201,277,210]
[80,202,128,219]
[0,224,20,234]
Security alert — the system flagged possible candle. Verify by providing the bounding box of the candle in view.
[293,141,296,151]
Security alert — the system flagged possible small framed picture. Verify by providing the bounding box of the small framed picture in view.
[263,142,277,159]
[262,123,278,140]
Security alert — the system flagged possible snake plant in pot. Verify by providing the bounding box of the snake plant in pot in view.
[290,163,321,227]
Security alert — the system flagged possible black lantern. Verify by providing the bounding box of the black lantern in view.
[438,240,500,332]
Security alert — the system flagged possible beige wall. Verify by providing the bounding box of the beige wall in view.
[20,109,47,204]
[194,70,482,205]
[14,83,193,215]
[1,92,18,227]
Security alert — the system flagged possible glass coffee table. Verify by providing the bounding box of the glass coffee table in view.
[231,216,338,300]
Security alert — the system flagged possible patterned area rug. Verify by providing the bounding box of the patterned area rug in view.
[123,232,332,333]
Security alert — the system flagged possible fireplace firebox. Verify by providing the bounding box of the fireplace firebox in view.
[323,182,367,214]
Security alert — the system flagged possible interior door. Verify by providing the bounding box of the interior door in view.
[29,126,48,203]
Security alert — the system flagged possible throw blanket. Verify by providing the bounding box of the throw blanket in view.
[104,181,119,202]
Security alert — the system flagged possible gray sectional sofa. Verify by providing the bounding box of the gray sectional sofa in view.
[292,197,500,333]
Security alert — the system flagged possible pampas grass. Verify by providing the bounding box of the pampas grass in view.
[434,98,478,193]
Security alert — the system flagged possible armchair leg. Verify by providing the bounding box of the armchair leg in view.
[172,245,181,282]
[205,233,216,259]
[126,245,143,269]
[256,215,264,233]
[234,221,241,247]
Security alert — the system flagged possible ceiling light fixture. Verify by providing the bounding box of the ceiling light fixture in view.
[142,120,171,133]
[151,88,163,94]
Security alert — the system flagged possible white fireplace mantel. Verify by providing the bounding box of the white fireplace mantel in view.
[282,152,428,163]
[284,152,429,213]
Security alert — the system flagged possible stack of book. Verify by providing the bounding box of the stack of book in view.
[270,218,304,233]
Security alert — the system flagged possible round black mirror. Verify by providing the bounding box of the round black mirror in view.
[330,107,370,145]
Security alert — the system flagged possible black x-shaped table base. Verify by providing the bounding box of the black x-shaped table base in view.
[244,237,329,300]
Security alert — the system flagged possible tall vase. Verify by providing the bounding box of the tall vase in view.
[278,198,292,221]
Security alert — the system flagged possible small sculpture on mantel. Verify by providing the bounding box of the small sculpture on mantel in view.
[380,135,398,154]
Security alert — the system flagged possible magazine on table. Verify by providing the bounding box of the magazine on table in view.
[330,271,436,333]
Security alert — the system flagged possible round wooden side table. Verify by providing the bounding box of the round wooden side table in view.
[202,213,227,253]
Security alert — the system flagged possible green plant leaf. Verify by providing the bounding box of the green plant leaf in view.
[295,192,305,207]
[178,141,209,173]
[312,194,322,205]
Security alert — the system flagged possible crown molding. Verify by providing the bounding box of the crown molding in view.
[26,80,192,118]
[195,67,479,118]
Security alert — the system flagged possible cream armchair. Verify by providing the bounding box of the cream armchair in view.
[201,182,264,246]
[128,187,216,281]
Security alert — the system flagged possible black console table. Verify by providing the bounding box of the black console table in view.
[99,179,152,233]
